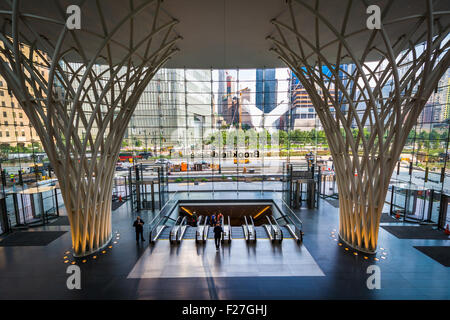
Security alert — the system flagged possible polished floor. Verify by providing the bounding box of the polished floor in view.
[128,239,324,278]
[0,191,449,299]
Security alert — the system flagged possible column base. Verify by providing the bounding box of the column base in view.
[72,233,113,258]
[338,233,377,255]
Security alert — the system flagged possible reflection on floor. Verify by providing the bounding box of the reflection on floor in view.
[128,239,324,279]
[0,191,449,299]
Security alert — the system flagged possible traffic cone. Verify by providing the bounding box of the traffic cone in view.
[119,195,123,202]
[445,224,450,235]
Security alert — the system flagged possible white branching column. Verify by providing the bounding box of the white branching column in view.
[269,0,450,253]
[0,0,181,256]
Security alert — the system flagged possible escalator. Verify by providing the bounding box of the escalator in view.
[231,226,245,239]
[196,215,207,243]
[169,216,188,244]
[243,215,256,242]
[264,215,283,242]
[222,215,231,243]
[150,199,303,247]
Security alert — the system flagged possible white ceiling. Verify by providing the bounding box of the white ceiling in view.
[0,0,448,68]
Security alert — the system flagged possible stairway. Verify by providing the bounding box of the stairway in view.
[183,226,196,239]
[231,226,245,239]
[158,226,171,240]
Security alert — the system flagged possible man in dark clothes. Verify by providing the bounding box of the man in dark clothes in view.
[213,222,223,250]
[133,216,145,242]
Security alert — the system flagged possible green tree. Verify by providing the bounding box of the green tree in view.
[278,130,288,145]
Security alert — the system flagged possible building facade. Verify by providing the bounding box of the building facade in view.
[256,69,278,113]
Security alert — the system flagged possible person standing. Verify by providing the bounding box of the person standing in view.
[192,211,198,226]
[133,216,145,243]
[217,212,224,225]
[210,213,216,226]
[213,222,223,250]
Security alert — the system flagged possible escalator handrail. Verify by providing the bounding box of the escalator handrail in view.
[148,191,178,227]
[265,215,276,240]
[278,198,303,229]
[149,191,178,242]
[271,215,283,241]
[202,215,208,227]
[272,216,284,241]
[270,215,281,228]
[242,216,249,240]
[177,216,188,241]
[196,215,203,227]
[266,215,274,228]
[169,216,182,241]
[195,216,204,241]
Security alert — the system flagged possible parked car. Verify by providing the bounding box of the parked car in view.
[155,158,172,165]
[139,152,153,159]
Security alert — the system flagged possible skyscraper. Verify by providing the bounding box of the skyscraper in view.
[256,69,278,113]
[217,70,226,116]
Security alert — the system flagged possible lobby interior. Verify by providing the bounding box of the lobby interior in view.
[0,0,449,300]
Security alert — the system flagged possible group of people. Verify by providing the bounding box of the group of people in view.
[132,212,225,250]
[187,212,223,227]
[190,211,224,250]
[208,212,223,227]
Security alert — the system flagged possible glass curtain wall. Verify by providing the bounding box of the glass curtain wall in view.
[124,66,450,195]
[123,68,325,194]
[1,61,449,234]
[0,66,63,233]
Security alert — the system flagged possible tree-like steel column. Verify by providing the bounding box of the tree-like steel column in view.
[0,0,181,256]
[268,0,450,252]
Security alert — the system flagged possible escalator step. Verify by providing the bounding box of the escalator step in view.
[207,227,215,239]
[280,226,293,239]
[231,226,245,239]
[183,226,196,239]
[255,226,268,239]
[158,227,171,240]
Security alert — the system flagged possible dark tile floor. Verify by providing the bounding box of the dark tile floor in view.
[0,191,449,299]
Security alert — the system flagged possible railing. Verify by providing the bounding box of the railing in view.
[268,215,283,242]
[265,215,274,240]
[170,216,183,244]
[243,216,249,241]
[222,215,231,243]
[175,216,188,243]
[246,216,256,242]
[202,215,210,242]
[195,215,204,243]
[148,191,178,243]
[273,197,303,244]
